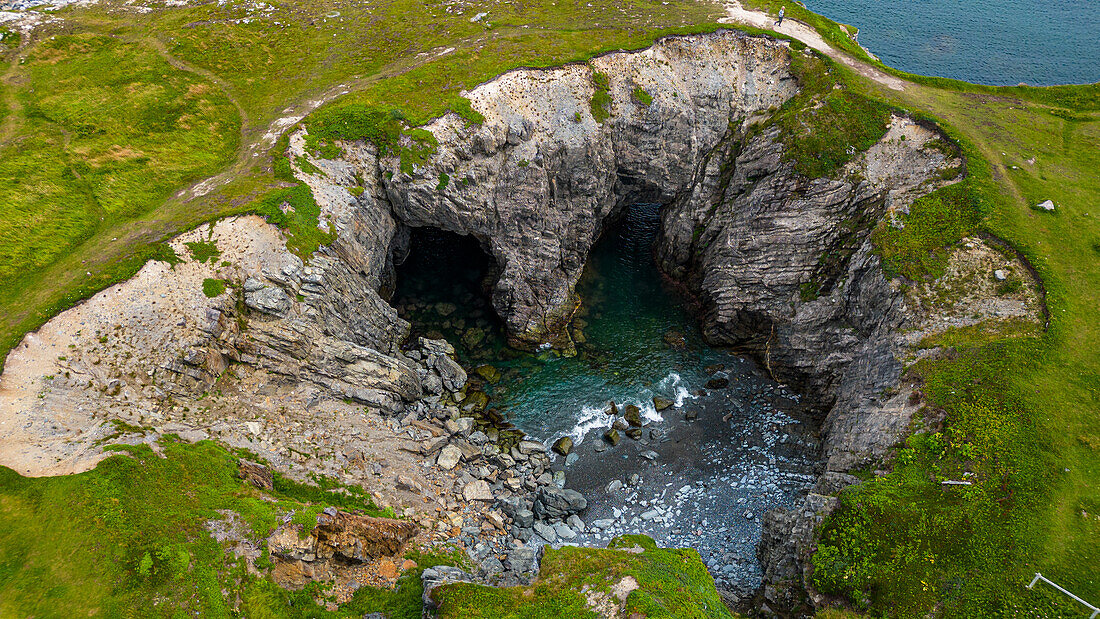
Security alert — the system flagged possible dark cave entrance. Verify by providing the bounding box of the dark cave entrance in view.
[390,227,508,364]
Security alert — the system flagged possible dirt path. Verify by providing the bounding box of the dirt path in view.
[721,1,907,91]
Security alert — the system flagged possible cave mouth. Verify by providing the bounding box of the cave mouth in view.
[390,226,509,365]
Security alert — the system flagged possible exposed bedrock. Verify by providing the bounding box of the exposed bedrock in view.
[298,30,953,471]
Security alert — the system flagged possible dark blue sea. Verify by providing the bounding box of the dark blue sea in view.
[803,0,1100,86]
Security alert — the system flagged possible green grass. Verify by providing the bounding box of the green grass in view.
[0,32,238,292]
[202,278,227,298]
[0,438,416,617]
[631,84,654,106]
[433,535,736,618]
[767,52,894,177]
[590,70,612,123]
[872,181,984,281]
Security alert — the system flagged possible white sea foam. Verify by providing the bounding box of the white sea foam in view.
[658,372,695,407]
[568,404,614,444]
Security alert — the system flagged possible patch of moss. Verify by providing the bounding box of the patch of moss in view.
[185,240,221,264]
[631,85,653,106]
[253,184,336,260]
[590,70,612,123]
[202,278,227,298]
[768,53,893,177]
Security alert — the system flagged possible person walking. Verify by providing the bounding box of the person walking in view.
[776,5,785,27]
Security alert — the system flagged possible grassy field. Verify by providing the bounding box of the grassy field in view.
[0,0,1097,616]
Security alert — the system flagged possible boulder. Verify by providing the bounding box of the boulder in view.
[533,520,557,543]
[505,547,539,574]
[300,511,419,564]
[603,428,621,446]
[462,479,494,502]
[606,400,619,415]
[437,445,462,470]
[706,377,729,389]
[431,354,467,392]
[513,509,535,528]
[533,486,587,519]
[623,405,642,427]
[517,440,546,455]
[238,459,273,490]
[551,436,573,456]
[653,396,674,411]
[474,364,502,383]
[625,428,643,440]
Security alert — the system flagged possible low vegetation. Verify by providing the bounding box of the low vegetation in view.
[767,52,894,177]
[0,439,400,617]
[433,535,735,618]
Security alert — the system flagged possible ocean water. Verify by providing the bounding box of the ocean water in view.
[482,204,745,444]
[392,205,775,443]
[803,0,1100,86]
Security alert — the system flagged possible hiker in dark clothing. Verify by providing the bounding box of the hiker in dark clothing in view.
[776,6,785,26]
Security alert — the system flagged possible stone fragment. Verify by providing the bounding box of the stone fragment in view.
[554,523,577,540]
[463,479,494,502]
[474,364,502,383]
[513,509,535,528]
[551,436,573,456]
[310,511,419,563]
[602,428,621,446]
[566,514,585,532]
[437,445,462,470]
[478,555,504,576]
[517,440,546,455]
[994,269,1007,281]
[653,396,674,411]
[625,428,643,440]
[378,559,398,579]
[533,520,557,543]
[606,479,623,493]
[533,487,587,519]
[431,354,467,392]
[623,405,642,427]
[506,548,538,574]
[238,459,273,490]
[639,450,659,461]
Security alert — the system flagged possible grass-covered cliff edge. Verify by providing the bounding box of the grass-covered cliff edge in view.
[0,0,1097,618]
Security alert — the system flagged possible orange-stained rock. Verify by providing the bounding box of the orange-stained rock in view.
[401,558,418,572]
[313,510,419,563]
[377,559,398,579]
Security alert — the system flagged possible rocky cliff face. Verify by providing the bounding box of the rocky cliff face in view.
[295,30,952,472]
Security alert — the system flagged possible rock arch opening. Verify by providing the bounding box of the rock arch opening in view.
[389,226,507,363]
